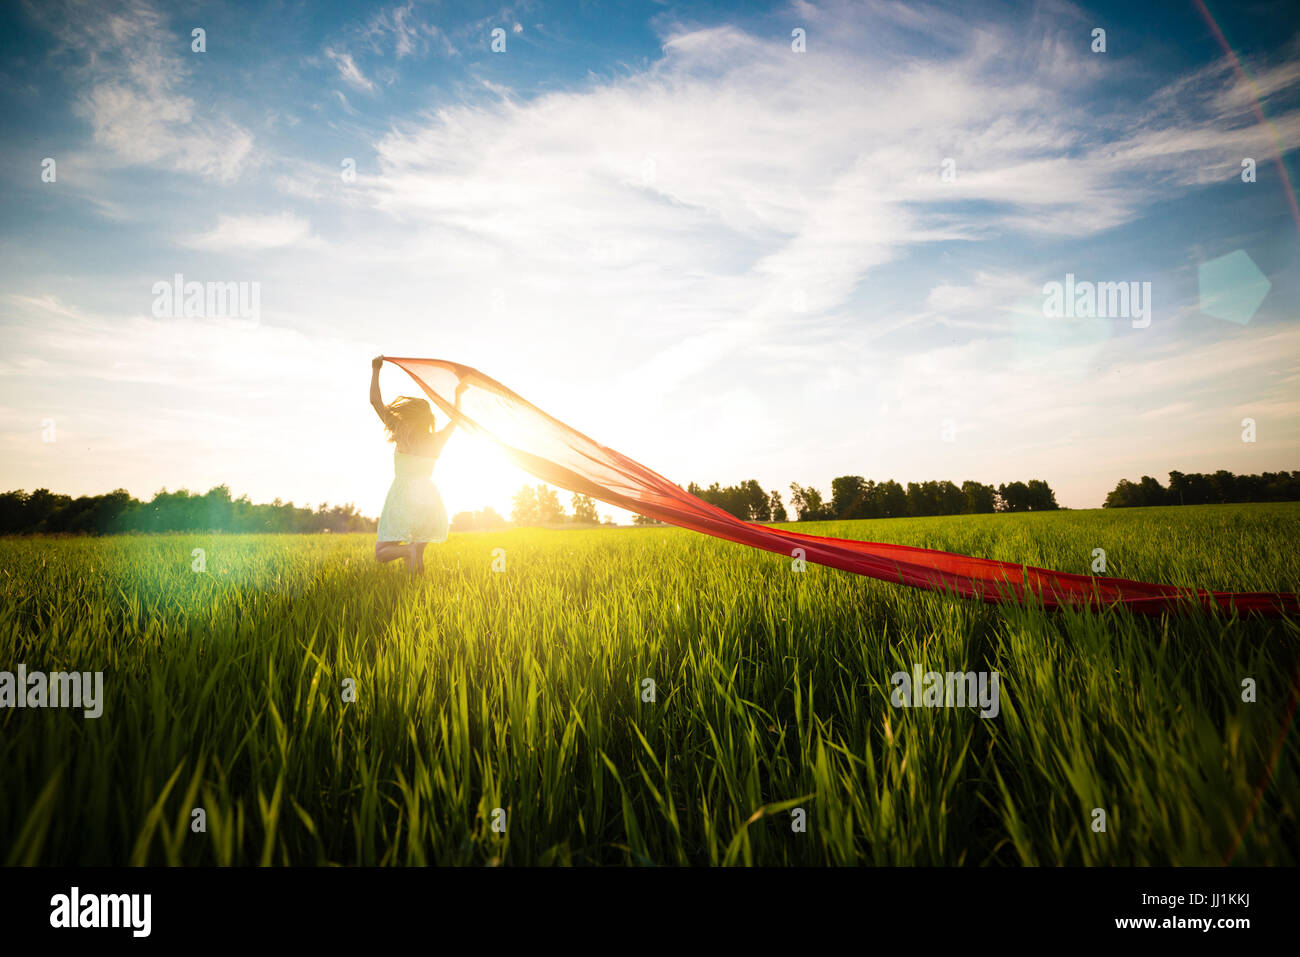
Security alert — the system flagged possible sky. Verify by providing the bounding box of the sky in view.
[1,0,1298,521]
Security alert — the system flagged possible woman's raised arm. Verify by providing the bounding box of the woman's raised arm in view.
[369,356,390,425]
[431,379,468,455]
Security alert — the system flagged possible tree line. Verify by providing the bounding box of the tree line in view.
[507,486,610,527]
[1103,470,1300,508]
[0,486,375,535]
[17,467,1292,536]
[680,476,1058,522]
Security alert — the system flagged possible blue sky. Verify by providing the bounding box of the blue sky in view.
[2,0,1298,519]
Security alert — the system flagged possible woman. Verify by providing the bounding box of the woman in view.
[369,355,465,573]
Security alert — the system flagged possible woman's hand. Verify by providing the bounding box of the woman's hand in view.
[369,358,388,421]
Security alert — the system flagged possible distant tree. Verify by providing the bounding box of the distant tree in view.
[1210,469,1236,504]
[1167,470,1188,506]
[0,490,27,533]
[788,483,832,521]
[204,484,234,530]
[571,493,599,524]
[1184,472,1215,504]
[1103,479,1138,508]
[452,506,508,532]
[1104,469,1300,508]
[535,485,565,524]
[937,480,965,515]
[739,479,769,521]
[906,481,941,517]
[995,479,1060,512]
[511,485,539,525]
[25,488,71,532]
[1235,472,1265,502]
[688,479,771,521]
[961,480,997,514]
[682,475,1052,519]
[0,485,375,534]
[997,481,1030,512]
[1104,476,1165,508]
[831,475,870,520]
[1025,479,1060,511]
[1137,476,1167,506]
[877,480,908,518]
[719,482,745,517]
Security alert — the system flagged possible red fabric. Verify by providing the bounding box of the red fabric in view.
[387,357,1298,618]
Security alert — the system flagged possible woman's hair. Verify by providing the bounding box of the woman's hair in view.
[383,396,436,445]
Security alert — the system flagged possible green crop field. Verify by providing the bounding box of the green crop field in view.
[1,503,1298,866]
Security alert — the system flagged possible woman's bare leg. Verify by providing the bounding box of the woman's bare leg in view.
[411,542,428,574]
[375,541,411,564]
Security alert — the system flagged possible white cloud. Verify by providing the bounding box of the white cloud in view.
[179,213,322,252]
[325,46,376,92]
[360,2,456,59]
[370,2,421,58]
[30,0,254,181]
[359,1,1300,344]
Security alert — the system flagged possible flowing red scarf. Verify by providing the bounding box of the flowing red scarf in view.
[387,357,1297,618]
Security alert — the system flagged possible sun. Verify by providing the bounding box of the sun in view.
[433,430,530,519]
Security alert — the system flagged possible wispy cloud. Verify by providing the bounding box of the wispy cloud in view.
[179,213,322,252]
[28,0,254,181]
[358,1,1300,335]
[361,1,456,59]
[325,45,376,93]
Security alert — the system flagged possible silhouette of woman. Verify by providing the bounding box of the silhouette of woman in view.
[369,355,465,573]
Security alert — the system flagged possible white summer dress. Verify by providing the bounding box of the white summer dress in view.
[376,450,449,544]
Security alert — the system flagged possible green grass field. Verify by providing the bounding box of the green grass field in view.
[2,503,1298,866]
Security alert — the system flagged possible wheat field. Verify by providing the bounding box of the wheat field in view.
[1,503,1297,865]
